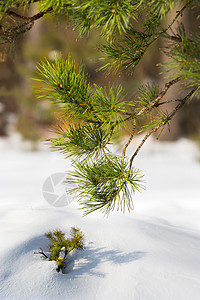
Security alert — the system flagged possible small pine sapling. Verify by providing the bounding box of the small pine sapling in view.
[36,227,84,273]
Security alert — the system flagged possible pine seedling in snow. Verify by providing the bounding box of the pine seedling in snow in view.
[36,228,84,273]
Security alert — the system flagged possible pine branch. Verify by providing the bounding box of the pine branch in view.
[48,122,110,159]
[2,6,53,38]
[129,89,196,169]
[99,1,193,73]
[115,79,178,160]
[23,0,199,216]
[136,77,181,116]
[67,154,144,215]
[111,77,180,131]
[98,77,181,158]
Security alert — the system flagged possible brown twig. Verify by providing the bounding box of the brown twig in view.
[136,77,181,117]
[30,6,53,21]
[123,77,180,125]
[122,119,136,162]
[129,89,196,170]
[8,11,30,20]
[151,0,194,44]
[3,6,53,37]
[156,98,182,106]
[34,248,49,259]
[103,126,114,147]
[103,78,180,149]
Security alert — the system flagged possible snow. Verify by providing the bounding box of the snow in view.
[0,137,200,300]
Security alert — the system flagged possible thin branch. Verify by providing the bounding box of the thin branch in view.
[102,78,181,147]
[34,248,49,259]
[8,11,30,20]
[103,126,114,146]
[122,119,136,162]
[151,0,194,44]
[3,6,53,37]
[156,98,182,106]
[129,89,196,169]
[137,77,181,117]
[30,6,54,21]
[163,0,193,33]
[124,77,180,125]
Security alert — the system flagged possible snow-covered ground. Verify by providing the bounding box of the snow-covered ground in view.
[0,137,200,300]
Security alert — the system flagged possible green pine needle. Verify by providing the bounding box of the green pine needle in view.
[45,227,84,262]
[99,26,152,73]
[136,83,160,109]
[145,0,177,19]
[36,55,93,119]
[48,121,110,159]
[66,154,144,215]
[67,0,141,39]
[92,84,127,128]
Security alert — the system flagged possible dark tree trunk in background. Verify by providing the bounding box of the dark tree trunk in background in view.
[159,6,200,140]
[0,58,19,136]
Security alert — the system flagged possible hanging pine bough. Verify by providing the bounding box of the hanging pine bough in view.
[67,155,144,215]
[36,54,197,215]
[2,0,200,215]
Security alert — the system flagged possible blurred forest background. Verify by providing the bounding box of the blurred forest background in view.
[0,2,200,149]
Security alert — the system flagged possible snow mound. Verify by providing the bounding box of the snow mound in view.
[0,138,200,300]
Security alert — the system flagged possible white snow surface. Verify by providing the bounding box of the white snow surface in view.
[0,137,200,300]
